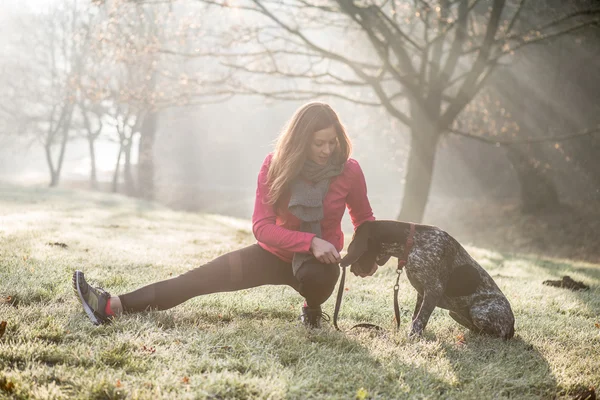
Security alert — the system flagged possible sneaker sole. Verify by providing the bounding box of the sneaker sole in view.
[72,270,101,326]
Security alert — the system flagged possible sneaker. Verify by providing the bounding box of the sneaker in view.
[72,270,112,325]
[300,304,330,329]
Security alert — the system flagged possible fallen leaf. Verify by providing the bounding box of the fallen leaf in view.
[47,242,68,249]
[595,322,600,329]
[0,297,17,308]
[572,386,596,400]
[0,377,14,393]
[0,321,6,338]
[142,345,156,354]
[210,345,232,352]
[345,287,350,291]
[356,387,368,400]
[456,334,467,345]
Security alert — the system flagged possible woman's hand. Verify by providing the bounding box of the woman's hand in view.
[310,237,342,264]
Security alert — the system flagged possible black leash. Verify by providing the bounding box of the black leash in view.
[392,266,403,330]
[333,223,415,332]
[334,264,385,331]
[333,262,403,331]
[332,265,347,331]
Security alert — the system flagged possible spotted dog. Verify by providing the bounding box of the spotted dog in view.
[341,220,515,339]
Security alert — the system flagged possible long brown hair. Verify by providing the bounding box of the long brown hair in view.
[266,102,352,208]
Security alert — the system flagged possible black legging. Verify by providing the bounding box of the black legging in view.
[119,244,340,312]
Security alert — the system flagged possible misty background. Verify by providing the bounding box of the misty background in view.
[1,0,599,261]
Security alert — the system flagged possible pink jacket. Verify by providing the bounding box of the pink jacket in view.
[252,153,375,263]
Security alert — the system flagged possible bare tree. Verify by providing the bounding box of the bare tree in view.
[1,0,97,187]
[182,0,600,221]
[86,0,235,199]
[0,0,234,195]
[78,102,105,189]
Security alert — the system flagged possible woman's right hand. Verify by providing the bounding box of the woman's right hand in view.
[310,237,342,264]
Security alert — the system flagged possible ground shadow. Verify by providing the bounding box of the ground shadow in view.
[441,333,558,398]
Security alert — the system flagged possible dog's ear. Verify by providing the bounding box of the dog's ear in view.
[340,222,372,267]
[376,255,391,266]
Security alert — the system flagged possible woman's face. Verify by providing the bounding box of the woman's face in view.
[308,125,338,166]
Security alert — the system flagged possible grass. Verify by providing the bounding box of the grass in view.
[0,183,599,399]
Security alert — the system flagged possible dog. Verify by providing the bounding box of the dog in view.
[340,220,515,339]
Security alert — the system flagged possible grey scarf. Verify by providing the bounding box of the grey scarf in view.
[288,159,344,274]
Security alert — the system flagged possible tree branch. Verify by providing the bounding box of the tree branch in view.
[218,61,376,86]
[447,126,600,145]
[438,0,468,87]
[495,19,600,60]
[504,0,526,36]
[440,0,505,128]
[230,86,383,106]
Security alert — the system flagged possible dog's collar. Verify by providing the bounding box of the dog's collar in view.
[397,223,416,269]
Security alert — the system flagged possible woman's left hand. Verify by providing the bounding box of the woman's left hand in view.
[353,262,378,278]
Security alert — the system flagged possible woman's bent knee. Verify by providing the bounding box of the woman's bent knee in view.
[295,262,340,305]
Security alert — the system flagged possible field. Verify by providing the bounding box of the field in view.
[0,184,599,399]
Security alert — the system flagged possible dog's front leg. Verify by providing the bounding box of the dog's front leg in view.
[412,293,423,321]
[410,288,443,337]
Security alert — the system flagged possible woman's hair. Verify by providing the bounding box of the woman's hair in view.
[266,101,352,207]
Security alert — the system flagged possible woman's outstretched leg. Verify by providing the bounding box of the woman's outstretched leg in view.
[73,244,297,324]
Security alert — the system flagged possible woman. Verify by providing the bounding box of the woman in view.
[73,102,377,328]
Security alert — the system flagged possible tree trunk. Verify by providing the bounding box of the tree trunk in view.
[45,143,59,187]
[88,137,98,190]
[45,105,73,188]
[112,146,123,193]
[53,111,72,187]
[137,111,157,201]
[123,138,136,196]
[81,108,99,190]
[397,109,440,222]
[505,144,560,213]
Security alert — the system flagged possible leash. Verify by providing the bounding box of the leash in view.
[333,223,416,332]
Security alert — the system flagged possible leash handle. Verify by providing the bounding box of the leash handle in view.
[333,265,346,331]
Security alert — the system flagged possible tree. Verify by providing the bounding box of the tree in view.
[188,0,600,221]
[85,0,235,199]
[78,99,105,189]
[1,0,94,187]
[450,9,600,212]
[1,0,234,195]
